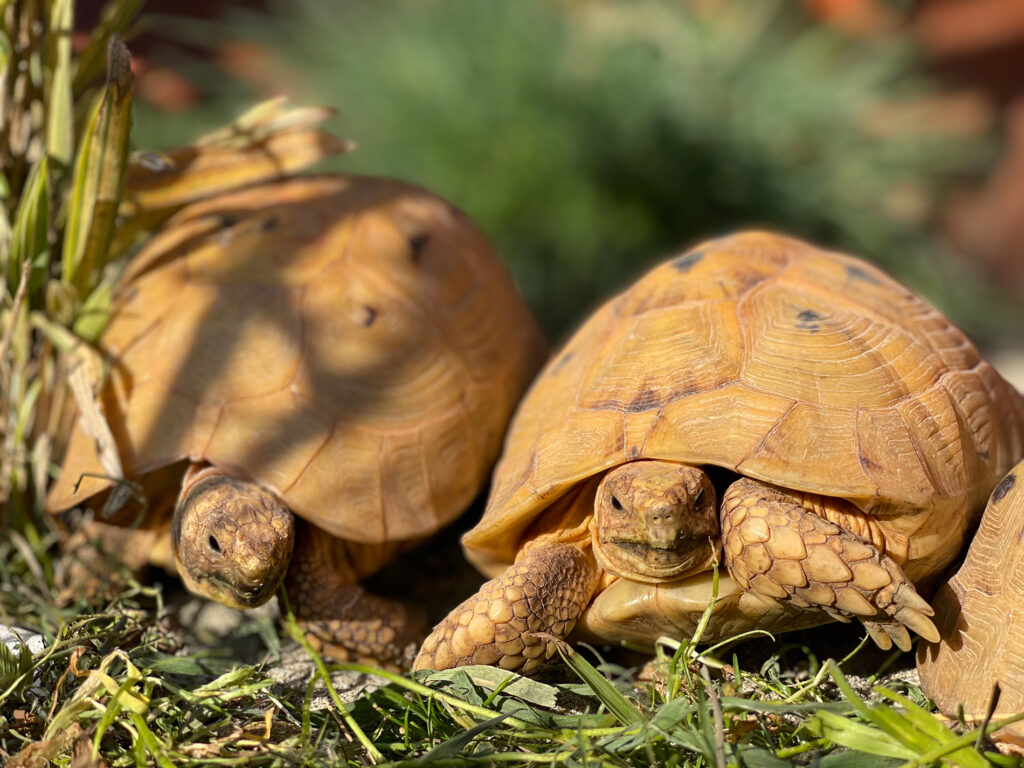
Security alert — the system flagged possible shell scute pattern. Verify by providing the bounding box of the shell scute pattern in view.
[464,231,1024,583]
[47,174,547,547]
[918,461,1024,742]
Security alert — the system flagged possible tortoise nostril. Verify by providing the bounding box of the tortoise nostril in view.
[208,535,222,554]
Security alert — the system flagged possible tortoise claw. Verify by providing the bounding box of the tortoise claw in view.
[863,621,894,651]
[893,583,935,616]
[885,622,912,652]
[894,606,940,644]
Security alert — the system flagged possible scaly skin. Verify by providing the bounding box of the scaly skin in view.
[173,465,295,609]
[414,542,600,673]
[416,461,942,674]
[415,462,706,673]
[283,522,423,668]
[175,463,423,667]
[720,477,939,651]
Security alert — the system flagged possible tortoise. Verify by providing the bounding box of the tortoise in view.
[414,231,1024,674]
[46,174,546,665]
[917,459,1024,747]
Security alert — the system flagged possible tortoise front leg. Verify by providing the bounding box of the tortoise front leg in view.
[414,543,601,673]
[284,523,425,668]
[58,518,172,604]
[720,477,940,651]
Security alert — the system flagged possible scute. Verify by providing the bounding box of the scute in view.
[47,175,546,544]
[464,231,1024,574]
[917,460,1024,741]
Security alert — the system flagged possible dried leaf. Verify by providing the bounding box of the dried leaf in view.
[66,351,126,511]
[121,127,353,215]
[7,722,83,768]
[71,0,143,94]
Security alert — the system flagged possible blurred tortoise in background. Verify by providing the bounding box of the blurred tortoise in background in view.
[917,459,1024,748]
[415,231,1024,674]
[46,174,546,665]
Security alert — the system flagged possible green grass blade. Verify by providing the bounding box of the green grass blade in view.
[8,156,49,294]
[829,663,942,756]
[72,276,114,343]
[128,711,176,768]
[412,713,509,763]
[280,597,384,763]
[807,710,918,760]
[45,0,75,166]
[865,701,936,753]
[820,753,904,768]
[551,637,646,726]
[876,683,990,768]
[61,36,132,294]
[0,641,33,701]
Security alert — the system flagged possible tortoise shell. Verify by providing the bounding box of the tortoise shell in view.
[47,174,547,544]
[917,459,1024,744]
[464,232,1024,581]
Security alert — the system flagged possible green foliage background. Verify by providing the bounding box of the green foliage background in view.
[136,0,1021,345]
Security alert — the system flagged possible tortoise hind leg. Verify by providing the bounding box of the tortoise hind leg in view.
[413,542,600,673]
[720,477,939,651]
[283,522,425,668]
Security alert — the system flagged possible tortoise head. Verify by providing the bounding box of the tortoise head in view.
[591,460,720,582]
[172,466,295,609]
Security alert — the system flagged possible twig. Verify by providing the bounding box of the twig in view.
[0,254,32,365]
[976,681,1001,751]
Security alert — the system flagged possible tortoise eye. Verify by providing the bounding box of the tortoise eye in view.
[208,536,222,554]
[694,489,705,506]
[611,495,624,512]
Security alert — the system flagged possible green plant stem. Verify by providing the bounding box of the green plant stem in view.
[280,606,383,763]
[776,737,829,758]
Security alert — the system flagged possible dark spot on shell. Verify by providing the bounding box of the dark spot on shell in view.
[613,428,626,453]
[551,351,574,374]
[796,309,821,332]
[993,473,1016,503]
[628,445,642,459]
[859,454,883,472]
[672,251,704,272]
[978,449,990,461]
[409,234,430,262]
[846,264,883,285]
[262,216,278,231]
[670,383,700,401]
[219,215,238,229]
[625,388,661,413]
[362,306,377,327]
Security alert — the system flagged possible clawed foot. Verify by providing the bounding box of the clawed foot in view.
[722,478,939,651]
[829,581,938,652]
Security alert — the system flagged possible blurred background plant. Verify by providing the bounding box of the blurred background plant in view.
[118,0,1021,350]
